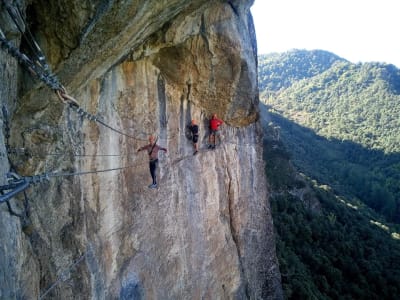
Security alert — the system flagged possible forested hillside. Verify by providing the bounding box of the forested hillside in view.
[259,50,400,223]
[262,119,400,299]
[258,50,346,93]
[259,50,400,298]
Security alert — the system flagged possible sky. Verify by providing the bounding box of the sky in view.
[250,0,400,68]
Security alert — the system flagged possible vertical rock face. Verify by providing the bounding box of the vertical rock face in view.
[1,3,40,299]
[1,0,282,299]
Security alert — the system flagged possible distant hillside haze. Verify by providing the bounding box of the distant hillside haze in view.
[259,49,400,223]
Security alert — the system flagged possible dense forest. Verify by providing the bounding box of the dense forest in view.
[258,50,346,92]
[259,50,400,223]
[259,50,400,299]
[261,112,400,299]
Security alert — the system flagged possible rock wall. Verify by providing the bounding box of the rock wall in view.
[1,0,282,299]
[1,2,40,299]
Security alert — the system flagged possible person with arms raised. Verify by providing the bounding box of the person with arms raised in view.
[137,135,167,189]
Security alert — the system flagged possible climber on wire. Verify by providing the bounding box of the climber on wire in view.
[188,119,199,155]
[137,135,167,189]
[208,113,223,149]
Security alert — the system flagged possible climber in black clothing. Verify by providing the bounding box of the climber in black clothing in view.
[188,119,199,155]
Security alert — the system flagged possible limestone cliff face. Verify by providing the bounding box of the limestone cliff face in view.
[0,0,282,299]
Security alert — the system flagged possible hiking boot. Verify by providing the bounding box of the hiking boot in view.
[193,150,198,155]
[148,183,157,189]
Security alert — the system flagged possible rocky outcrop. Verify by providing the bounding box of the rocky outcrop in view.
[1,0,282,299]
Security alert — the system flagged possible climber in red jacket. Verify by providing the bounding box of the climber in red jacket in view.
[137,135,167,189]
[208,114,223,149]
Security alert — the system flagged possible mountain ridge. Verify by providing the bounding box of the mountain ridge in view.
[259,49,400,223]
[259,49,400,298]
[258,49,347,92]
